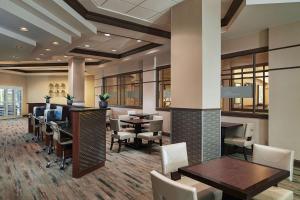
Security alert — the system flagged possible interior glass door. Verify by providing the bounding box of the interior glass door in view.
[0,87,22,119]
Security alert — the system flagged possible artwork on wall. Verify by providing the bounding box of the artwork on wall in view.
[48,82,66,97]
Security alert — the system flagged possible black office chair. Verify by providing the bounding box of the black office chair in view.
[46,122,72,170]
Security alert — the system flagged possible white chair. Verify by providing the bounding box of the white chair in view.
[106,110,113,130]
[224,123,255,160]
[127,110,136,115]
[110,119,135,153]
[252,144,294,200]
[118,114,135,132]
[143,115,163,130]
[153,115,163,121]
[150,170,198,200]
[161,143,222,200]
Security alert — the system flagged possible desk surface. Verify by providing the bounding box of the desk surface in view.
[179,157,289,200]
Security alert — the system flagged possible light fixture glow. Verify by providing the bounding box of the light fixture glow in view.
[40,53,44,56]
[64,55,68,58]
[35,57,41,60]
[19,27,28,32]
[104,33,111,37]
[137,40,142,43]
[52,41,59,45]
[84,44,90,48]
[45,48,51,51]
[112,49,117,52]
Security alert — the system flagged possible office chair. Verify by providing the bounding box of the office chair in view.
[46,122,72,170]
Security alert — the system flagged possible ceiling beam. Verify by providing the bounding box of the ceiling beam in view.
[0,61,107,68]
[221,0,244,27]
[0,26,36,46]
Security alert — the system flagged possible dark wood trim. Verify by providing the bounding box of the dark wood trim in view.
[0,61,107,68]
[222,47,268,59]
[222,111,268,119]
[108,105,142,109]
[156,65,171,110]
[70,48,120,59]
[64,0,171,39]
[294,159,300,168]
[269,65,300,72]
[120,43,162,58]
[269,43,300,52]
[71,43,161,59]
[170,107,221,111]
[6,69,68,73]
[221,0,243,27]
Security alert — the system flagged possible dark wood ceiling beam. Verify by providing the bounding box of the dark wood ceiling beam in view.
[221,0,243,27]
[4,69,68,73]
[120,43,161,58]
[70,48,121,59]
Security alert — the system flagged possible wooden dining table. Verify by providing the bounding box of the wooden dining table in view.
[179,157,290,200]
[129,113,151,119]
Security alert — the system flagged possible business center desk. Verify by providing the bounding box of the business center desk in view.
[28,103,108,178]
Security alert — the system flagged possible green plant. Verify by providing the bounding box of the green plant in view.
[44,95,52,100]
[99,93,110,101]
[65,94,75,101]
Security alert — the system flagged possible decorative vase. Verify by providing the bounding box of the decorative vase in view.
[99,101,108,108]
[46,99,50,103]
[67,99,73,106]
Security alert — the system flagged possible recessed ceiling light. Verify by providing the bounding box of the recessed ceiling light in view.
[137,40,142,43]
[35,57,41,60]
[52,41,59,45]
[86,58,93,61]
[57,59,61,62]
[45,48,51,51]
[112,49,117,52]
[104,33,111,37]
[64,55,68,58]
[40,53,44,56]
[19,27,28,32]
[84,44,90,48]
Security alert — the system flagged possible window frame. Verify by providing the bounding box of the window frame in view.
[102,70,143,109]
[156,65,171,111]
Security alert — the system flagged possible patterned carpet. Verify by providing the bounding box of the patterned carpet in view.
[0,118,299,200]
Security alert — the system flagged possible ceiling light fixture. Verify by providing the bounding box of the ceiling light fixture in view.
[84,44,90,48]
[57,59,61,62]
[52,41,59,45]
[40,53,44,56]
[112,49,117,52]
[104,33,111,37]
[19,27,28,32]
[45,48,51,51]
[137,40,142,43]
[64,55,68,58]
[35,57,41,60]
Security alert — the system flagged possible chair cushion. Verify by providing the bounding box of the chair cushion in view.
[224,137,245,147]
[112,132,135,140]
[137,132,162,140]
[253,186,293,200]
[177,176,222,200]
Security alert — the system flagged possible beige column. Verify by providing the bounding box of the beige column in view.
[171,0,221,162]
[68,57,85,105]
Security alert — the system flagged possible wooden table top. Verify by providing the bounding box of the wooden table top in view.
[120,119,152,125]
[221,122,243,128]
[179,157,289,200]
[129,113,151,117]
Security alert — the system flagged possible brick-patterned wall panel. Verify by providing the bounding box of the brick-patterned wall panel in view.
[202,110,221,161]
[79,110,106,172]
[171,109,202,164]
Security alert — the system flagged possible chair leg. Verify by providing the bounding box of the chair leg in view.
[60,147,65,170]
[148,140,153,154]
[118,140,122,153]
[243,147,248,161]
[110,137,114,150]
[159,138,162,146]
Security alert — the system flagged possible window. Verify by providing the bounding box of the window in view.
[221,51,269,115]
[156,66,171,110]
[103,71,143,108]
[0,86,22,119]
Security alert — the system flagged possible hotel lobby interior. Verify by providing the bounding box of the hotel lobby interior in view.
[0,0,300,199]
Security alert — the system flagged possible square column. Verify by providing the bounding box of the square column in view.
[171,0,221,163]
[68,57,85,105]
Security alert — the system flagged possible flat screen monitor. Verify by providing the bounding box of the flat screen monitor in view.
[33,106,45,117]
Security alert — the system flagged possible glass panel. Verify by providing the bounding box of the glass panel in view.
[232,79,242,109]
[243,78,253,110]
[0,88,5,116]
[159,68,171,81]
[6,89,14,116]
[231,55,253,67]
[255,77,264,111]
[233,74,242,78]
[105,77,118,86]
[15,89,22,116]
[265,77,269,110]
[122,73,141,84]
[158,81,171,108]
[243,67,253,72]
[120,83,141,106]
[256,52,268,65]
[105,86,118,105]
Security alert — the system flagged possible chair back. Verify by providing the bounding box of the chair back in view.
[161,142,189,174]
[118,115,130,127]
[50,122,61,143]
[149,120,163,133]
[110,119,120,132]
[253,144,294,181]
[153,115,163,121]
[150,170,197,200]
[127,110,136,115]
[244,123,254,139]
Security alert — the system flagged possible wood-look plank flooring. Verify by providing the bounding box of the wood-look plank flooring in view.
[0,118,299,200]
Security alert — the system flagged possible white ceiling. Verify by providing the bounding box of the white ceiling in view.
[222,2,300,40]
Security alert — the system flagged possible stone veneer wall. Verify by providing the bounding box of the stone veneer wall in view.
[171,108,221,164]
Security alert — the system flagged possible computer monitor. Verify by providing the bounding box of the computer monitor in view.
[33,106,45,117]
[55,106,63,121]
[44,109,56,122]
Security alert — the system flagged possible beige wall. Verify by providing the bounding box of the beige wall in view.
[0,72,28,115]
[269,21,300,160]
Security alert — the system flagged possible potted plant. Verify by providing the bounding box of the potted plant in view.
[99,93,110,108]
[65,94,75,105]
[44,95,52,103]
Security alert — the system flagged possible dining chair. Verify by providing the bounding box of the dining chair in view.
[224,123,255,160]
[252,144,294,200]
[137,120,163,154]
[127,110,136,115]
[160,142,222,200]
[110,119,136,153]
[46,122,72,170]
[143,115,163,131]
[106,110,113,130]
[150,170,198,200]
[118,114,135,131]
